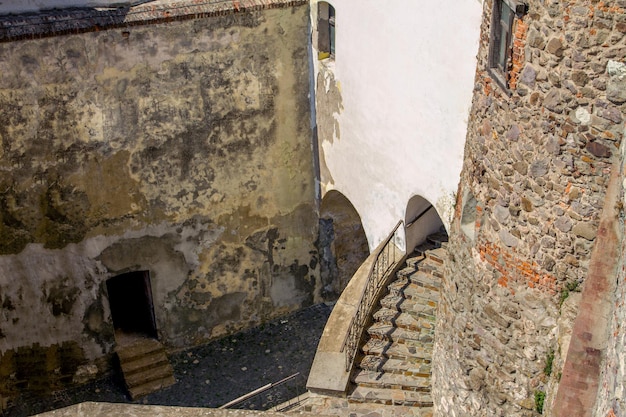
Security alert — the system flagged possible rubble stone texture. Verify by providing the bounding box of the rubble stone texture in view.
[433,0,626,416]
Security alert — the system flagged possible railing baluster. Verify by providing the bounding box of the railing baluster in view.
[342,220,405,372]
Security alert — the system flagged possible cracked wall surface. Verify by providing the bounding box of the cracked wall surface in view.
[0,4,317,397]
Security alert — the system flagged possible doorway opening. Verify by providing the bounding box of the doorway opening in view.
[318,190,369,301]
[404,195,445,252]
[106,270,157,344]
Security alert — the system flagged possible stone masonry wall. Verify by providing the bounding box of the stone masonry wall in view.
[0,2,318,399]
[433,0,626,416]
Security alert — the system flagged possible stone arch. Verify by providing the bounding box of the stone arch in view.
[404,195,445,252]
[318,190,369,301]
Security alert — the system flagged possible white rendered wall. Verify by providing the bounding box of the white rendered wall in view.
[311,0,483,250]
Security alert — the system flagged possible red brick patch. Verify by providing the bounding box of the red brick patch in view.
[508,17,528,90]
[479,240,558,295]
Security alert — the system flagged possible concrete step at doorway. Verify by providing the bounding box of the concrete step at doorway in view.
[115,338,175,400]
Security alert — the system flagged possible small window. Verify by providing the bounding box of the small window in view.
[460,190,477,241]
[318,2,335,60]
[488,0,527,90]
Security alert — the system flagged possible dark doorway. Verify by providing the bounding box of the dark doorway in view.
[318,190,369,301]
[106,271,157,341]
[404,195,445,253]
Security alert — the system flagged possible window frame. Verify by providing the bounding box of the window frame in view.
[488,0,527,92]
[328,5,335,57]
[317,2,335,60]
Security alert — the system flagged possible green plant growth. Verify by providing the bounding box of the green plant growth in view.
[535,390,546,414]
[544,349,555,376]
[559,280,581,307]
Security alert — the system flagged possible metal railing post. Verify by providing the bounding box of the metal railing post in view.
[341,220,405,372]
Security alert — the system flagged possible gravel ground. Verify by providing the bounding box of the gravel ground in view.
[2,303,333,417]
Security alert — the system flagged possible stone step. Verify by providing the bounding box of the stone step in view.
[352,369,431,392]
[409,270,442,291]
[362,339,432,362]
[379,295,437,321]
[387,280,440,303]
[367,322,434,345]
[405,254,426,269]
[125,362,175,387]
[120,350,170,375]
[426,232,448,248]
[128,374,177,400]
[373,308,435,333]
[358,354,431,377]
[397,265,418,280]
[116,339,165,362]
[349,386,433,407]
[412,241,440,258]
[116,338,176,399]
[424,247,447,265]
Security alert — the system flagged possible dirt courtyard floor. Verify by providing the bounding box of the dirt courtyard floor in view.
[2,303,333,417]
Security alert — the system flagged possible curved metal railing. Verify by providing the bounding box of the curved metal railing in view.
[341,220,405,372]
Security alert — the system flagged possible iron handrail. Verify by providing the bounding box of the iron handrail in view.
[405,204,434,228]
[218,372,300,409]
[341,220,405,372]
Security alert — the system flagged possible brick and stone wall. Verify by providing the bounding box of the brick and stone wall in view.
[0,1,318,399]
[433,0,626,415]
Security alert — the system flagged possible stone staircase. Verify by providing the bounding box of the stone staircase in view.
[115,338,176,399]
[348,232,447,407]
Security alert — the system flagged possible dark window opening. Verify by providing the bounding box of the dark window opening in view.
[106,270,157,341]
[318,2,335,60]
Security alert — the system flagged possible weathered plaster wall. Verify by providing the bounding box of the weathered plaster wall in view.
[0,0,146,15]
[0,3,317,397]
[309,0,482,249]
[434,0,626,416]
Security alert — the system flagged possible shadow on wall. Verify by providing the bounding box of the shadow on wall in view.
[405,195,444,252]
[317,190,369,301]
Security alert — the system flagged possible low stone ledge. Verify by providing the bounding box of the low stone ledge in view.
[306,240,404,396]
[306,254,375,396]
[35,402,319,417]
[0,0,307,42]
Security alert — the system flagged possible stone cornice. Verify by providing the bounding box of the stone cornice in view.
[0,0,307,42]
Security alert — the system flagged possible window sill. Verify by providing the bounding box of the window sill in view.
[319,55,335,71]
[487,67,512,97]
